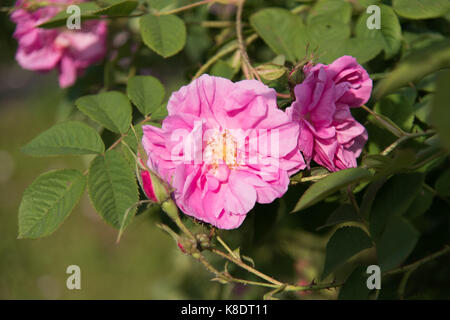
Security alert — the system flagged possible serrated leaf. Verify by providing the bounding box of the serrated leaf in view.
[22,121,104,156]
[127,75,165,116]
[355,5,402,59]
[88,150,139,229]
[292,168,372,213]
[369,173,424,241]
[338,266,371,300]
[140,13,186,58]
[250,8,308,62]
[322,226,373,278]
[18,170,86,238]
[317,204,360,230]
[393,0,450,20]
[76,91,132,134]
[377,216,419,271]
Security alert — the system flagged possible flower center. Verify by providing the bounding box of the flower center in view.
[203,129,239,170]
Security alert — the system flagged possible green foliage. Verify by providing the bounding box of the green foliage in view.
[430,70,450,151]
[292,168,372,213]
[338,266,371,300]
[322,226,373,278]
[140,14,187,58]
[87,150,139,229]
[355,5,402,59]
[250,8,307,62]
[392,0,450,20]
[22,121,104,156]
[18,170,86,239]
[127,75,165,116]
[76,91,132,134]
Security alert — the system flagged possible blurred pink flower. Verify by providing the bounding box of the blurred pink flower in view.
[286,56,370,172]
[142,75,305,229]
[10,0,107,87]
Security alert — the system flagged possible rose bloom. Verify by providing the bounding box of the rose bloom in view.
[10,0,107,87]
[142,75,305,229]
[286,56,371,172]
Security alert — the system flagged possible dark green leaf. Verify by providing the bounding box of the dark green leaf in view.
[322,226,373,278]
[430,70,450,151]
[338,266,371,300]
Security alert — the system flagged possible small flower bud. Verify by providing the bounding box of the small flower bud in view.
[140,170,169,203]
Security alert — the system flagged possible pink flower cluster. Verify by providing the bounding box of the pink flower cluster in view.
[11,0,107,87]
[141,56,371,229]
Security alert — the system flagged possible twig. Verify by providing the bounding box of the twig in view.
[381,130,436,156]
[236,0,252,79]
[156,0,212,16]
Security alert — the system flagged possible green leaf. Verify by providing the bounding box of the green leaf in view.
[338,266,371,300]
[76,91,132,134]
[369,173,424,241]
[414,94,433,124]
[314,38,383,65]
[140,13,186,58]
[151,104,168,121]
[355,5,402,59]
[316,204,360,230]
[374,93,414,132]
[250,8,308,62]
[292,168,372,213]
[377,216,419,271]
[94,0,138,16]
[308,0,352,24]
[210,60,237,79]
[88,150,139,229]
[322,226,373,278]
[374,39,450,99]
[430,70,450,151]
[435,169,450,198]
[393,0,450,20]
[38,3,100,28]
[22,121,104,156]
[18,170,86,239]
[406,187,434,219]
[127,75,165,116]
[254,63,287,81]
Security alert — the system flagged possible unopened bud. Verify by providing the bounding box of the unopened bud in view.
[141,170,169,203]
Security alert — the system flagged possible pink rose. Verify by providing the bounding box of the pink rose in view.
[286,56,370,172]
[10,0,107,88]
[142,75,305,229]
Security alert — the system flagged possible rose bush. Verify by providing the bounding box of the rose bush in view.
[9,0,450,300]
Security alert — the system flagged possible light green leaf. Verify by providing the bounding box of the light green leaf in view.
[38,3,100,28]
[374,39,450,99]
[140,13,186,58]
[355,5,402,59]
[254,63,287,81]
[322,226,373,278]
[151,103,168,121]
[210,60,237,79]
[88,150,139,229]
[377,216,419,271]
[22,121,104,156]
[18,170,86,239]
[314,38,383,64]
[94,0,138,16]
[338,266,371,300]
[292,168,372,213]
[127,75,165,116]
[250,8,308,62]
[393,0,450,20]
[430,70,450,151]
[369,173,424,240]
[76,91,132,134]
